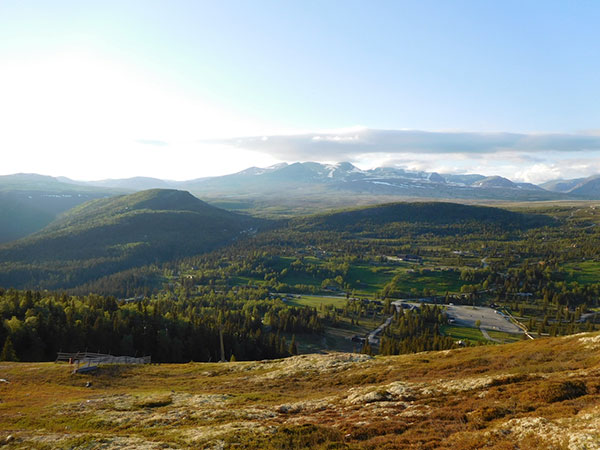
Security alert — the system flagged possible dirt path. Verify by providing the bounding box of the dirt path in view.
[480,328,501,343]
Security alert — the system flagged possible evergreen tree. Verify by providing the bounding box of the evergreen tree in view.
[1,337,18,361]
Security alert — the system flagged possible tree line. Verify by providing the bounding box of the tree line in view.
[0,288,322,362]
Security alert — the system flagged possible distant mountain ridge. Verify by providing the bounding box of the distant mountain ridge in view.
[540,174,600,197]
[2,164,599,244]
[8,163,599,200]
[33,161,589,201]
[0,173,125,243]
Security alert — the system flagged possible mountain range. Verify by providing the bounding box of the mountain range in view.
[47,162,600,201]
[1,163,600,245]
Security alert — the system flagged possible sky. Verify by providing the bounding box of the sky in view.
[1,0,599,183]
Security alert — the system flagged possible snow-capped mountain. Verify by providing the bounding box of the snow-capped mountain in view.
[12,162,597,202]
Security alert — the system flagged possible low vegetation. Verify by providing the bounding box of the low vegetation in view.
[1,332,599,449]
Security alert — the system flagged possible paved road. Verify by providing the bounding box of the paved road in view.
[579,311,599,323]
[367,316,394,345]
[366,301,420,345]
[391,300,425,312]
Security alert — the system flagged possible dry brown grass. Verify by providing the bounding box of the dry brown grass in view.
[1,332,599,449]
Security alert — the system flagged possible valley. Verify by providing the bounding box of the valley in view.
[4,2,600,448]
[1,186,600,449]
[1,190,599,362]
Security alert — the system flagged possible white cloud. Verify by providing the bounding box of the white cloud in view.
[213,129,600,183]
[514,164,563,184]
[220,129,600,161]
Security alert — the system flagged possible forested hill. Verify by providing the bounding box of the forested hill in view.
[292,202,556,232]
[39,189,248,235]
[0,189,265,289]
[0,173,124,243]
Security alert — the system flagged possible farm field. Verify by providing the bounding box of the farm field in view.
[346,264,395,294]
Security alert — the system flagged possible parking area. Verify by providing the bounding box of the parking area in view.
[445,304,522,334]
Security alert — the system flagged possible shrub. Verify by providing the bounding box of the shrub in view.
[536,380,587,403]
[134,394,173,408]
[468,406,509,427]
[229,424,346,449]
[488,374,530,386]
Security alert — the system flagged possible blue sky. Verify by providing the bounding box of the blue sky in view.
[1,1,599,181]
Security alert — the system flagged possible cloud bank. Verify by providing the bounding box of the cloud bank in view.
[221,129,600,161]
[213,129,600,184]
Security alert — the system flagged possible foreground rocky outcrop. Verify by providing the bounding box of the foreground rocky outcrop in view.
[1,332,599,449]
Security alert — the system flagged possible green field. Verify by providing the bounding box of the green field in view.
[347,264,466,296]
[486,329,524,344]
[285,294,349,310]
[268,256,296,272]
[393,269,465,294]
[440,325,487,344]
[226,257,467,297]
[564,260,600,285]
[347,265,396,293]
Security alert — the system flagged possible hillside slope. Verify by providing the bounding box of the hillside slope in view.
[1,332,599,449]
[541,175,600,198]
[293,201,555,232]
[568,175,600,197]
[0,174,123,243]
[0,189,263,289]
[540,178,585,193]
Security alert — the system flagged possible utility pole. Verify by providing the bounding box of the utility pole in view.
[218,296,227,362]
[219,324,225,362]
